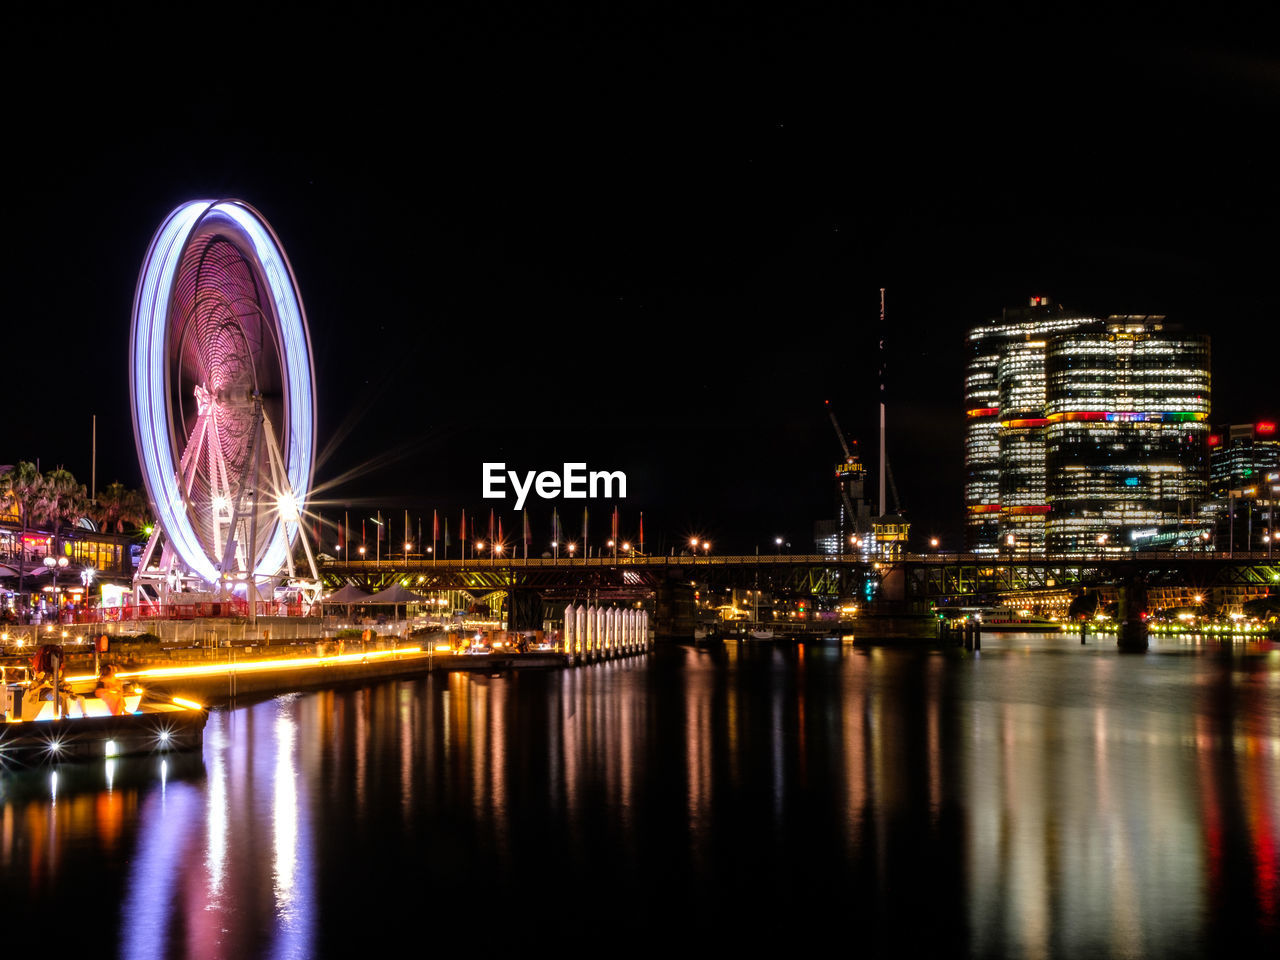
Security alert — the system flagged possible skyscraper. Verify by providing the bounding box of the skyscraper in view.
[966,303,1212,556]
[1043,319,1210,554]
[964,298,1099,554]
[1208,421,1279,553]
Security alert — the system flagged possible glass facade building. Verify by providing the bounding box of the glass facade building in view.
[1043,320,1211,555]
[966,305,1212,556]
[1207,422,1279,553]
[964,298,1098,554]
[1209,422,1279,495]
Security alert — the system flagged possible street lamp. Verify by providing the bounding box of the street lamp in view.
[775,536,783,555]
[80,565,96,620]
[702,541,710,556]
[43,555,69,624]
[690,536,699,556]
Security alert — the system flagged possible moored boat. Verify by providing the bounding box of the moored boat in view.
[1,645,208,765]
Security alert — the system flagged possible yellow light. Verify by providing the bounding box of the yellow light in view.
[276,493,299,521]
[433,643,452,652]
[172,697,205,710]
[109,646,426,682]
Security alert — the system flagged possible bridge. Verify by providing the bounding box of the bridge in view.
[318,552,1279,635]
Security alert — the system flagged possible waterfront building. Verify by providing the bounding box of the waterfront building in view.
[1,467,137,619]
[1043,319,1211,555]
[966,304,1213,556]
[1207,421,1279,552]
[1209,422,1279,495]
[965,297,1100,554]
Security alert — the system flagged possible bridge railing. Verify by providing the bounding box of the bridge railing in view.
[318,550,1279,573]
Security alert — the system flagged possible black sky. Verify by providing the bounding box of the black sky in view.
[6,8,1278,553]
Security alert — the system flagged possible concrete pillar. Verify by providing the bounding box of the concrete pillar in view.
[564,604,576,659]
[654,579,696,639]
[575,605,587,659]
[642,610,649,649]
[623,609,633,652]
[596,607,607,661]
[585,605,596,661]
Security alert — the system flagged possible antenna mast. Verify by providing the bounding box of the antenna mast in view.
[879,288,886,518]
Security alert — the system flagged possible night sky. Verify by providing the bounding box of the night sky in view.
[8,9,1277,554]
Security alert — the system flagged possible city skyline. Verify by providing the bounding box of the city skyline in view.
[8,19,1276,554]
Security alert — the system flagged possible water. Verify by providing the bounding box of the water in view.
[3,635,1277,958]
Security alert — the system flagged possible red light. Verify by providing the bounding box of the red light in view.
[1258,422,1276,435]
[1208,434,1221,447]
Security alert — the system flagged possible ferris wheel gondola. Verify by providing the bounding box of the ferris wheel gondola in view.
[129,199,320,610]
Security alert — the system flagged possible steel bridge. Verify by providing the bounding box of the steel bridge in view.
[319,552,1280,602]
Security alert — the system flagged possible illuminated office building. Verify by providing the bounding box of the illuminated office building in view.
[1207,421,1279,552]
[967,304,1212,556]
[965,298,1098,553]
[1043,319,1211,555]
[1209,421,1279,495]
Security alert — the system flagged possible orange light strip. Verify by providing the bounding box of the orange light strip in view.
[66,646,425,685]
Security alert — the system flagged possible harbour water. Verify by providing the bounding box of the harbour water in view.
[3,634,1277,958]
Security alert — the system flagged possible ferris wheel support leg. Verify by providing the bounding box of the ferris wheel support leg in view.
[206,406,235,568]
[213,403,265,618]
[262,413,323,609]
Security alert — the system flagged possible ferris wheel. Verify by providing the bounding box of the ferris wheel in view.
[129,199,320,608]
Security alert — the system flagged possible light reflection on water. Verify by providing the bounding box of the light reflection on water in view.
[0,635,1276,957]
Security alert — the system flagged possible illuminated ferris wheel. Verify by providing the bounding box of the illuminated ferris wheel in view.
[129,199,320,608]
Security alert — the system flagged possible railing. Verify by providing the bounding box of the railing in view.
[319,550,1278,568]
[64,601,310,624]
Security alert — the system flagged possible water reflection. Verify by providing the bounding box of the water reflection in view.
[0,639,1275,957]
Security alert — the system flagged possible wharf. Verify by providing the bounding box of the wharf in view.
[106,648,579,707]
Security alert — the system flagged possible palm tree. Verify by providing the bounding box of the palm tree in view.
[35,466,89,556]
[92,481,151,534]
[0,461,44,611]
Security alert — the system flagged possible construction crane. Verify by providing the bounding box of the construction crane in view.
[825,401,865,542]
[824,400,901,522]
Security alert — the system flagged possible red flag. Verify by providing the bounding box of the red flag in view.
[433,509,439,540]
[612,506,618,541]
[489,508,495,544]
[522,510,530,544]
[498,516,504,543]
[639,512,644,551]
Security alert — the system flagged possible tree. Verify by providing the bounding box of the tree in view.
[0,461,44,610]
[92,481,151,534]
[35,467,89,549]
